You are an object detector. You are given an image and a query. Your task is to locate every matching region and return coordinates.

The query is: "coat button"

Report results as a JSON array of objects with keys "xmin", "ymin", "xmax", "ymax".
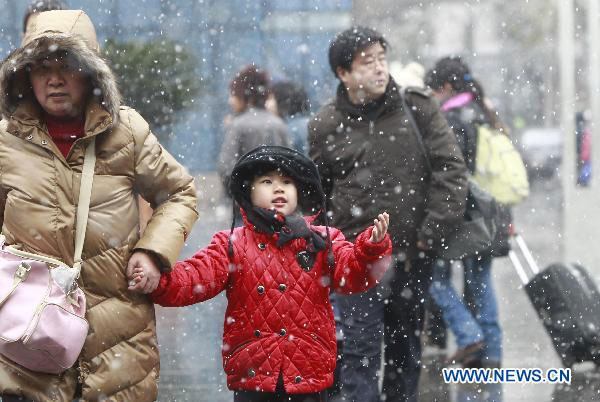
[
  {"xmin": 41, "ymin": 140, "xmax": 48, "ymax": 145},
  {"xmin": 279, "ymin": 328, "xmax": 286, "ymax": 336},
  {"xmin": 248, "ymin": 368, "xmax": 256, "ymax": 378},
  {"xmin": 258, "ymin": 243, "xmax": 266, "ymax": 250},
  {"xmin": 295, "ymin": 375, "xmax": 302, "ymax": 383},
  {"xmin": 279, "ymin": 284, "xmax": 286, "ymax": 292},
  {"xmin": 254, "ymin": 330, "xmax": 261, "ymax": 337},
  {"xmin": 257, "ymin": 285, "xmax": 265, "ymax": 294},
  {"xmin": 26, "ymin": 134, "xmax": 33, "ymax": 140}
]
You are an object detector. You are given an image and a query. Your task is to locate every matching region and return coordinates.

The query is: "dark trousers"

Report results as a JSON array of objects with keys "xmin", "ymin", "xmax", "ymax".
[
  {"xmin": 338, "ymin": 256, "xmax": 434, "ymax": 402},
  {"xmin": 233, "ymin": 375, "xmax": 328, "ymax": 402},
  {"xmin": 425, "ymin": 294, "xmax": 448, "ymax": 349}
]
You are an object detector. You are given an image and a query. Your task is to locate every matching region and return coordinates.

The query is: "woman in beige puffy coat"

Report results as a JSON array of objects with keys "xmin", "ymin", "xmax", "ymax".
[{"xmin": 0, "ymin": 10, "xmax": 198, "ymax": 401}]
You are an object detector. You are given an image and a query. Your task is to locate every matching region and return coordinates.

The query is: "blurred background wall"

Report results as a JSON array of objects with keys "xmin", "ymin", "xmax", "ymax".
[{"xmin": 0, "ymin": 0, "xmax": 586, "ymax": 174}]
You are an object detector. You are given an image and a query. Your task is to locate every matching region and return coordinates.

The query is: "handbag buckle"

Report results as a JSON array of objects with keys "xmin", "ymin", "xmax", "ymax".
[{"xmin": 15, "ymin": 262, "xmax": 31, "ymax": 280}]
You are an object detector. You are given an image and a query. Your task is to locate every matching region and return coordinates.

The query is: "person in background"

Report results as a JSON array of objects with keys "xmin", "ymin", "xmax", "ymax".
[
  {"xmin": 425, "ymin": 56, "xmax": 504, "ymax": 369},
  {"xmin": 270, "ymin": 81, "xmax": 311, "ymax": 155},
  {"xmin": 309, "ymin": 27, "xmax": 468, "ymax": 402},
  {"xmin": 217, "ymin": 65, "xmax": 291, "ymax": 191}
]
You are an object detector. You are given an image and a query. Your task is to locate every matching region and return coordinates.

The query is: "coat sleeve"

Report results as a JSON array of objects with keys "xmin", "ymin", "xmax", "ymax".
[
  {"xmin": 127, "ymin": 109, "xmax": 199, "ymax": 271},
  {"xmin": 329, "ymin": 227, "xmax": 392, "ymax": 295},
  {"xmin": 217, "ymin": 122, "xmax": 241, "ymax": 190},
  {"xmin": 408, "ymin": 93, "xmax": 469, "ymax": 248},
  {"xmin": 150, "ymin": 231, "xmax": 231, "ymax": 306}
]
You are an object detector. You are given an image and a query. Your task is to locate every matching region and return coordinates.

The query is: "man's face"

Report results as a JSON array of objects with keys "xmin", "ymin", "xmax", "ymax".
[
  {"xmin": 250, "ymin": 170, "xmax": 298, "ymax": 216},
  {"xmin": 337, "ymin": 42, "xmax": 389, "ymax": 104},
  {"xmin": 29, "ymin": 55, "xmax": 89, "ymax": 120}
]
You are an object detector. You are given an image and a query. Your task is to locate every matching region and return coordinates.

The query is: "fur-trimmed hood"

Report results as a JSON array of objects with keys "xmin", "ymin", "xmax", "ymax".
[{"xmin": 0, "ymin": 10, "xmax": 121, "ymax": 127}]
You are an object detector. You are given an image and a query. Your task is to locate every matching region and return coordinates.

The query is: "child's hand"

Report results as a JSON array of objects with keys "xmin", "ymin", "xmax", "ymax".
[
  {"xmin": 369, "ymin": 212, "xmax": 389, "ymax": 243},
  {"xmin": 127, "ymin": 251, "xmax": 161, "ymax": 294}
]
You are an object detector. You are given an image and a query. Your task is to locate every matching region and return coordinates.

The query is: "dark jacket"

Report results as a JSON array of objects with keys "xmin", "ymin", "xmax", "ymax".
[
  {"xmin": 441, "ymin": 93, "xmax": 488, "ymax": 173},
  {"xmin": 308, "ymin": 79, "xmax": 468, "ymax": 259},
  {"xmin": 151, "ymin": 213, "xmax": 392, "ymax": 393}
]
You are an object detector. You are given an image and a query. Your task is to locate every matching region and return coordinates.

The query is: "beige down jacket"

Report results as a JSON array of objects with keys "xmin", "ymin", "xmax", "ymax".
[{"xmin": 0, "ymin": 10, "xmax": 198, "ymax": 401}]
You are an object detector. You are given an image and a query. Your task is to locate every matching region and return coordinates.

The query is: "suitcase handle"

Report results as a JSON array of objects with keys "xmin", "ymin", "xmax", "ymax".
[{"xmin": 508, "ymin": 233, "xmax": 541, "ymax": 285}]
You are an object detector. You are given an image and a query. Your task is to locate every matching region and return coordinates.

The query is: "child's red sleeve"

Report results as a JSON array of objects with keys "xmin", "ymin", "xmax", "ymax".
[
  {"xmin": 330, "ymin": 226, "xmax": 392, "ymax": 295},
  {"xmin": 150, "ymin": 230, "xmax": 232, "ymax": 306}
]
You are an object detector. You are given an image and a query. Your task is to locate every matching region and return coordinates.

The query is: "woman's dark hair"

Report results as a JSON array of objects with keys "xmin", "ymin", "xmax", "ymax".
[
  {"xmin": 328, "ymin": 26, "xmax": 388, "ymax": 78},
  {"xmin": 425, "ymin": 56, "xmax": 471, "ymax": 92},
  {"xmin": 229, "ymin": 65, "xmax": 270, "ymax": 109},
  {"xmin": 23, "ymin": 0, "xmax": 67, "ymax": 33},
  {"xmin": 426, "ymin": 56, "xmax": 506, "ymax": 132},
  {"xmin": 271, "ymin": 81, "xmax": 310, "ymax": 119}
]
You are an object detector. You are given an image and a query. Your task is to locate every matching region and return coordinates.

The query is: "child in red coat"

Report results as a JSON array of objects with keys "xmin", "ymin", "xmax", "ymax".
[{"xmin": 129, "ymin": 145, "xmax": 392, "ymax": 401}]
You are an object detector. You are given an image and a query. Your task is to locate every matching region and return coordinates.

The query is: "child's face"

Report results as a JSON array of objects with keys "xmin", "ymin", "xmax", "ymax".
[{"xmin": 250, "ymin": 170, "xmax": 298, "ymax": 216}]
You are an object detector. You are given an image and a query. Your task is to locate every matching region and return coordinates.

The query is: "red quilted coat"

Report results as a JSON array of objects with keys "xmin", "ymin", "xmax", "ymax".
[{"xmin": 151, "ymin": 215, "xmax": 392, "ymax": 393}]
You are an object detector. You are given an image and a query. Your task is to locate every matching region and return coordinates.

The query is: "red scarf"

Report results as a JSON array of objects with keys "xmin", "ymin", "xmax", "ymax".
[{"xmin": 44, "ymin": 114, "xmax": 85, "ymax": 158}]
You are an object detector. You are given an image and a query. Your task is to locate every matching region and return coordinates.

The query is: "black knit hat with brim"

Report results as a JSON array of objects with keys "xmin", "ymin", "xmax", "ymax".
[
  {"xmin": 229, "ymin": 145, "xmax": 325, "ymax": 214},
  {"xmin": 227, "ymin": 145, "xmax": 334, "ymax": 269}
]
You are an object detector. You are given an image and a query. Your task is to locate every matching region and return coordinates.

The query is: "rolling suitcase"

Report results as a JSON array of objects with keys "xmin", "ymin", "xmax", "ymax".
[{"xmin": 509, "ymin": 234, "xmax": 600, "ymax": 367}]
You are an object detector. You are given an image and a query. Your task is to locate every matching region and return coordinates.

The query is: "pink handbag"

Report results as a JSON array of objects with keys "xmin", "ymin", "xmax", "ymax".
[{"xmin": 0, "ymin": 139, "xmax": 96, "ymax": 374}]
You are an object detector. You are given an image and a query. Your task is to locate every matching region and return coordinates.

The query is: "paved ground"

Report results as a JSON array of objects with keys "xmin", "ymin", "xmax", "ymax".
[{"xmin": 156, "ymin": 174, "xmax": 600, "ymax": 401}]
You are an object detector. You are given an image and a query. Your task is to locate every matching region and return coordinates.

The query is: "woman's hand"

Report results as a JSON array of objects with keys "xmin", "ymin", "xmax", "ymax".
[
  {"xmin": 127, "ymin": 251, "xmax": 161, "ymax": 294},
  {"xmin": 369, "ymin": 212, "xmax": 390, "ymax": 243}
]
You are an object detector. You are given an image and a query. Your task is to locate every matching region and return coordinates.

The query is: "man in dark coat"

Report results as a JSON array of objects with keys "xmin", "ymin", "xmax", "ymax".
[{"xmin": 308, "ymin": 27, "xmax": 468, "ymax": 402}]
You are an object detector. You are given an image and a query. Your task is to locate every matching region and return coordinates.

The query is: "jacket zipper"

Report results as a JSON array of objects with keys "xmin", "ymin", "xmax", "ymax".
[{"xmin": 369, "ymin": 120, "xmax": 374, "ymax": 136}]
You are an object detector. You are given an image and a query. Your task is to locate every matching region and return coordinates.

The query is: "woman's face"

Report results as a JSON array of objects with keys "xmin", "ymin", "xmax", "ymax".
[{"xmin": 29, "ymin": 55, "xmax": 90, "ymax": 120}]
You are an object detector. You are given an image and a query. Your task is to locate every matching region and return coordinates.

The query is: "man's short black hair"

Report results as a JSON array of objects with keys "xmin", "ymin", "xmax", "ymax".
[
  {"xmin": 23, "ymin": 0, "xmax": 67, "ymax": 33},
  {"xmin": 328, "ymin": 26, "xmax": 388, "ymax": 78}
]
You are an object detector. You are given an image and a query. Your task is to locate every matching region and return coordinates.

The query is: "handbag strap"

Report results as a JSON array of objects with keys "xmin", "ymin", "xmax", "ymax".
[
  {"xmin": 0, "ymin": 139, "xmax": 95, "ymax": 306},
  {"xmin": 1, "ymin": 138, "xmax": 96, "ymax": 274},
  {"xmin": 2, "ymin": 244, "xmax": 65, "ymax": 267},
  {"xmin": 400, "ymin": 88, "xmax": 433, "ymax": 173},
  {"xmin": 0, "ymin": 262, "xmax": 32, "ymax": 308},
  {"xmin": 73, "ymin": 138, "xmax": 96, "ymax": 275}
]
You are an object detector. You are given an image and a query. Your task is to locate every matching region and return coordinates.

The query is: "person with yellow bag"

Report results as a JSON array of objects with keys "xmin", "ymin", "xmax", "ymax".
[{"xmin": 425, "ymin": 56, "xmax": 528, "ymax": 369}]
